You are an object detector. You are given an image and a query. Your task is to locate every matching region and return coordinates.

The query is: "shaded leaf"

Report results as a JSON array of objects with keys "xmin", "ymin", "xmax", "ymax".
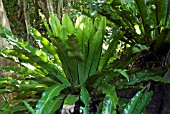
[
  {"xmin": 122, "ymin": 87, "xmax": 146, "ymax": 114},
  {"xmin": 132, "ymin": 91, "xmax": 153, "ymax": 114},
  {"xmin": 47, "ymin": 95, "xmax": 65, "ymax": 114},
  {"xmin": 39, "ymin": 11, "xmax": 52, "ymax": 36},
  {"xmin": 64, "ymin": 94, "xmax": 79, "ymax": 105},
  {"xmin": 99, "ymin": 84, "xmax": 118, "ymax": 114},
  {"xmin": 101, "ymin": 97, "xmax": 114, "ymax": 114},
  {"xmin": 80, "ymin": 86, "xmax": 90, "ymax": 114},
  {"xmin": 114, "ymin": 69, "xmax": 129, "ymax": 82},
  {"xmin": 23, "ymin": 101, "xmax": 35, "ymax": 114}
]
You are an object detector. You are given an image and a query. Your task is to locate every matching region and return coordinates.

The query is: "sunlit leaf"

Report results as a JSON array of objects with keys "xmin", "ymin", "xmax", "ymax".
[
  {"xmin": 35, "ymin": 83, "xmax": 69, "ymax": 114},
  {"xmin": 62, "ymin": 14, "xmax": 74, "ymax": 34}
]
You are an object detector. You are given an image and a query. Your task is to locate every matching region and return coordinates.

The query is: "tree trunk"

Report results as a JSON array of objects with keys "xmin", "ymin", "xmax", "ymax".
[
  {"xmin": 0, "ymin": 0, "xmax": 12, "ymax": 74},
  {"xmin": 161, "ymin": 50, "xmax": 170, "ymax": 114},
  {"xmin": 46, "ymin": 0, "xmax": 54, "ymax": 13},
  {"xmin": 23, "ymin": 0, "xmax": 30, "ymax": 41},
  {"xmin": 147, "ymin": 50, "xmax": 170, "ymax": 114},
  {"xmin": 0, "ymin": 0, "xmax": 12, "ymax": 104},
  {"xmin": 0, "ymin": 0, "xmax": 11, "ymax": 53}
]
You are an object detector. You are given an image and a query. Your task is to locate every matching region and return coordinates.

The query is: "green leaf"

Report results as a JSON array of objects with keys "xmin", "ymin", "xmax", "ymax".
[
  {"xmin": 135, "ymin": 44, "xmax": 149, "ymax": 51},
  {"xmin": 0, "ymin": 48, "xmax": 41, "ymax": 69},
  {"xmin": 106, "ymin": 47, "xmax": 138, "ymax": 70},
  {"xmin": 99, "ymin": 84, "xmax": 118, "ymax": 114},
  {"xmin": 80, "ymin": 86, "xmax": 90, "ymax": 114},
  {"xmin": 35, "ymin": 83, "xmax": 69, "ymax": 114},
  {"xmin": 0, "ymin": 99, "xmax": 38, "ymax": 113},
  {"xmin": 87, "ymin": 17, "xmax": 106, "ymax": 75},
  {"xmin": 67, "ymin": 35, "xmax": 85, "ymax": 85},
  {"xmin": 64, "ymin": 94, "xmax": 79, "ymax": 105},
  {"xmin": 9, "ymin": 80, "xmax": 48, "ymax": 92},
  {"xmin": 75, "ymin": 16, "xmax": 96, "ymax": 81},
  {"xmin": 0, "ymin": 24, "xmax": 20, "ymax": 42},
  {"xmin": 59, "ymin": 26, "xmax": 68, "ymax": 43},
  {"xmin": 49, "ymin": 13, "xmax": 62, "ymax": 37},
  {"xmin": 96, "ymin": 102, "xmax": 103, "ymax": 114},
  {"xmin": 3, "ymin": 41, "xmax": 69, "ymax": 85},
  {"xmin": 116, "ymin": 10, "xmax": 134, "ymax": 28},
  {"xmin": 98, "ymin": 17, "xmax": 106, "ymax": 36},
  {"xmin": 154, "ymin": 28, "xmax": 170, "ymax": 52},
  {"xmin": 114, "ymin": 69, "xmax": 129, "ymax": 82},
  {"xmin": 132, "ymin": 91, "xmax": 153, "ymax": 114},
  {"xmin": 134, "ymin": 0, "xmax": 150, "ymax": 32},
  {"xmin": 47, "ymin": 95, "xmax": 65, "ymax": 114},
  {"xmin": 132, "ymin": 47, "xmax": 141, "ymax": 53},
  {"xmin": 99, "ymin": 32, "xmax": 123, "ymax": 70},
  {"xmin": 51, "ymin": 37, "xmax": 72, "ymax": 84},
  {"xmin": 165, "ymin": 0, "xmax": 170, "ymax": 26},
  {"xmin": 94, "ymin": 17, "xmax": 101, "ymax": 29},
  {"xmin": 39, "ymin": 11, "xmax": 52, "ymax": 36},
  {"xmin": 7, "ymin": 106, "xmax": 27, "ymax": 113},
  {"xmin": 62, "ymin": 14, "xmax": 74, "ymax": 34},
  {"xmin": 116, "ymin": 71, "xmax": 170, "ymax": 87},
  {"xmin": 117, "ymin": 98, "xmax": 128, "ymax": 113},
  {"xmin": 122, "ymin": 87, "xmax": 146, "ymax": 114},
  {"xmin": 76, "ymin": 16, "xmax": 95, "ymax": 57},
  {"xmin": 0, "ymin": 99, "xmax": 37, "ymax": 114},
  {"xmin": 30, "ymin": 28, "xmax": 61, "ymax": 64},
  {"xmin": 84, "ymin": 0, "xmax": 94, "ymax": 3},
  {"xmin": 2, "ymin": 66, "xmax": 36, "ymax": 75},
  {"xmin": 156, "ymin": 0, "xmax": 166, "ymax": 25},
  {"xmin": 0, "ymin": 103, "xmax": 9, "ymax": 110},
  {"xmin": 101, "ymin": 97, "xmax": 114, "ymax": 114},
  {"xmin": 23, "ymin": 101, "xmax": 35, "ymax": 114},
  {"xmin": 0, "ymin": 28, "xmax": 52, "ymax": 66},
  {"xmin": 85, "ymin": 28, "xmax": 103, "ymax": 77},
  {"xmin": 0, "ymin": 89, "xmax": 10, "ymax": 94}
]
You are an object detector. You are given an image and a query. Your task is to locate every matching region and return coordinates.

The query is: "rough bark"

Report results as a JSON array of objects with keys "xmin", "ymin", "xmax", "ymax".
[
  {"xmin": 147, "ymin": 82, "xmax": 165, "ymax": 114},
  {"xmin": 57, "ymin": 0, "xmax": 63, "ymax": 20},
  {"xmin": 0, "ymin": 0, "xmax": 12, "ymax": 74},
  {"xmin": 23, "ymin": 0, "xmax": 30, "ymax": 41},
  {"xmin": 66, "ymin": 0, "xmax": 71, "ymax": 15},
  {"xmin": 46, "ymin": 0, "xmax": 54, "ymax": 13},
  {"xmin": 0, "ymin": 0, "xmax": 11, "ymax": 52},
  {"xmin": 147, "ymin": 50, "xmax": 170, "ymax": 114},
  {"xmin": 0, "ymin": 0, "xmax": 12, "ymax": 104},
  {"xmin": 161, "ymin": 50, "xmax": 170, "ymax": 114},
  {"xmin": 37, "ymin": 0, "xmax": 49, "ymax": 18}
]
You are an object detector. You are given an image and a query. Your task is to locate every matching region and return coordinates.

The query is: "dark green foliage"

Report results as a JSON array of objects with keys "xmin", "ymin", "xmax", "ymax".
[
  {"xmin": 0, "ymin": 0, "xmax": 170, "ymax": 112},
  {"xmin": 122, "ymin": 87, "xmax": 153, "ymax": 114}
]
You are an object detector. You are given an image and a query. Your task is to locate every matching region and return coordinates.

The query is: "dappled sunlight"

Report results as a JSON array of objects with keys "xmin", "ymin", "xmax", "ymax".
[
  {"xmin": 0, "ymin": 0, "xmax": 170, "ymax": 113},
  {"xmin": 21, "ymin": 63, "xmax": 36, "ymax": 70},
  {"xmin": 134, "ymin": 24, "xmax": 141, "ymax": 35}
]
